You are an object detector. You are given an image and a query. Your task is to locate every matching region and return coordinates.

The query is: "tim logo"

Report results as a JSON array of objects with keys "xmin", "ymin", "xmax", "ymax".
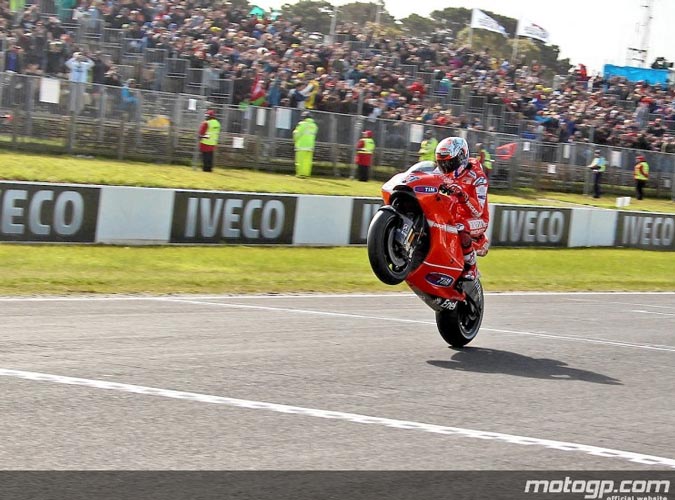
[
  {"xmin": 425, "ymin": 273, "xmax": 455, "ymax": 287},
  {"xmin": 414, "ymin": 186, "xmax": 438, "ymax": 194}
]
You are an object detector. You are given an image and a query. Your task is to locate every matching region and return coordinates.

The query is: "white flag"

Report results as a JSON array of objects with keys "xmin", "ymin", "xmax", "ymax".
[
  {"xmin": 517, "ymin": 19, "xmax": 550, "ymax": 43},
  {"xmin": 470, "ymin": 8, "xmax": 508, "ymax": 37}
]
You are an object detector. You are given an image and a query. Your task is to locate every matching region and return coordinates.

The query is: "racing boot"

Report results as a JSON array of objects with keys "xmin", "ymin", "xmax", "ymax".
[{"xmin": 461, "ymin": 248, "xmax": 478, "ymax": 281}]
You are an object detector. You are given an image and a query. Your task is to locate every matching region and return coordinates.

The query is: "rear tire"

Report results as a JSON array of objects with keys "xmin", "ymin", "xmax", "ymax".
[
  {"xmin": 436, "ymin": 279, "xmax": 484, "ymax": 347},
  {"xmin": 367, "ymin": 209, "xmax": 413, "ymax": 285}
]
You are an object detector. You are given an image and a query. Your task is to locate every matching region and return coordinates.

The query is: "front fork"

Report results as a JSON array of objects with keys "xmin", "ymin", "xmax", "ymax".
[{"xmin": 393, "ymin": 212, "xmax": 424, "ymax": 262}]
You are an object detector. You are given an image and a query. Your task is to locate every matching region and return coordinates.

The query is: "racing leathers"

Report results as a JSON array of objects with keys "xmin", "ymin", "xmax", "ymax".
[{"xmin": 439, "ymin": 157, "xmax": 489, "ymax": 280}]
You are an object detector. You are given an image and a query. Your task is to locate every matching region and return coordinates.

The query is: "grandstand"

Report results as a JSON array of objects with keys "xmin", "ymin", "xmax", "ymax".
[{"xmin": 0, "ymin": 0, "xmax": 673, "ymax": 197}]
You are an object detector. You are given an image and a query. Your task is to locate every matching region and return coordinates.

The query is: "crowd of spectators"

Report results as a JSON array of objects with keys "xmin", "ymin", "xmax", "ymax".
[{"xmin": 1, "ymin": 0, "xmax": 674, "ymax": 153}]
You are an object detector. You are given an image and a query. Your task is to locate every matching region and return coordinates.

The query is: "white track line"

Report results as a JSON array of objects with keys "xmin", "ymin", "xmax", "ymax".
[
  {"xmin": 565, "ymin": 298, "xmax": 675, "ymax": 311},
  {"xmin": 1, "ymin": 368, "xmax": 674, "ymax": 470},
  {"xmin": 0, "ymin": 294, "xmax": 672, "ymax": 351},
  {"xmin": 631, "ymin": 310, "xmax": 675, "ymax": 317},
  {"xmin": 157, "ymin": 298, "xmax": 675, "ymax": 353}
]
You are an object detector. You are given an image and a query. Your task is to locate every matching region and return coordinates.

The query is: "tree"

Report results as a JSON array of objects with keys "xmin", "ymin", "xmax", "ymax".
[
  {"xmin": 339, "ymin": 2, "xmax": 396, "ymax": 27},
  {"xmin": 399, "ymin": 14, "xmax": 435, "ymax": 37},
  {"xmin": 280, "ymin": 0, "xmax": 333, "ymax": 33},
  {"xmin": 454, "ymin": 26, "xmax": 512, "ymax": 60},
  {"xmin": 538, "ymin": 44, "xmax": 572, "ymax": 75},
  {"xmin": 429, "ymin": 7, "xmax": 470, "ymax": 33}
]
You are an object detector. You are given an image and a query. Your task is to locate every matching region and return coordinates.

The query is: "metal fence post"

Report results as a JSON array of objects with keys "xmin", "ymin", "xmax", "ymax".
[
  {"xmin": 26, "ymin": 78, "xmax": 34, "ymax": 138},
  {"xmin": 98, "ymin": 88, "xmax": 106, "ymax": 143},
  {"xmin": 268, "ymin": 107, "xmax": 277, "ymax": 165},
  {"xmin": 350, "ymin": 116, "xmax": 364, "ymax": 179},
  {"xmin": 329, "ymin": 113, "xmax": 338, "ymax": 176},
  {"xmin": 67, "ymin": 112, "xmax": 76, "ymax": 154},
  {"xmin": 11, "ymin": 103, "xmax": 18, "ymax": 149},
  {"xmin": 254, "ymin": 123, "xmax": 261, "ymax": 169},
  {"xmin": 402, "ymin": 122, "xmax": 410, "ymax": 168},
  {"xmin": 134, "ymin": 91, "xmax": 142, "ymax": 150},
  {"xmin": 117, "ymin": 116, "xmax": 125, "ymax": 160}
]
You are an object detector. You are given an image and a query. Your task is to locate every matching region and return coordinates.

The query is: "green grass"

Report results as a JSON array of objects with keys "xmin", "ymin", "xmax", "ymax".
[
  {"xmin": 0, "ymin": 150, "xmax": 673, "ymax": 296},
  {"xmin": 0, "ymin": 150, "xmax": 673, "ymax": 212},
  {"xmin": 0, "ymin": 245, "xmax": 673, "ymax": 296}
]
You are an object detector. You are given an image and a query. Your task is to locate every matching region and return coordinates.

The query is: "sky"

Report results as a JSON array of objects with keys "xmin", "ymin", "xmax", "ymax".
[{"xmin": 259, "ymin": 0, "xmax": 675, "ymax": 74}]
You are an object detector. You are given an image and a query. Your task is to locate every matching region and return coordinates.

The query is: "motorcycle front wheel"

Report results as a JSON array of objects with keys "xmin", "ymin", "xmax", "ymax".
[
  {"xmin": 367, "ymin": 209, "xmax": 414, "ymax": 285},
  {"xmin": 435, "ymin": 279, "xmax": 484, "ymax": 347}
]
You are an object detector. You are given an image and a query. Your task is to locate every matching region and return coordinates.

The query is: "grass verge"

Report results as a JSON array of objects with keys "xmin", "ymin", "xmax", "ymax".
[
  {"xmin": 0, "ymin": 150, "xmax": 673, "ymax": 212},
  {"xmin": 0, "ymin": 245, "xmax": 673, "ymax": 296}
]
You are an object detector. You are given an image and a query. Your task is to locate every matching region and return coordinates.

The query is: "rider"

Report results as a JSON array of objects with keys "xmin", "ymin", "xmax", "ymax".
[{"xmin": 435, "ymin": 137, "xmax": 489, "ymax": 281}]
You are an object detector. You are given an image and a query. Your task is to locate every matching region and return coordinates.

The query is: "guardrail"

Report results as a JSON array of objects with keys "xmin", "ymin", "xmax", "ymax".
[{"xmin": 1, "ymin": 181, "xmax": 673, "ymax": 250}]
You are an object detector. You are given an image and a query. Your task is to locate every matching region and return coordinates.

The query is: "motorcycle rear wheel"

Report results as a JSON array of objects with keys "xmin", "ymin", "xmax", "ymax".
[
  {"xmin": 435, "ymin": 279, "xmax": 484, "ymax": 347},
  {"xmin": 367, "ymin": 209, "xmax": 413, "ymax": 285}
]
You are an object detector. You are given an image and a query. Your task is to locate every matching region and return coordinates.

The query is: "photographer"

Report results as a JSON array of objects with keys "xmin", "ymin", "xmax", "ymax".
[{"xmin": 66, "ymin": 52, "xmax": 94, "ymax": 114}]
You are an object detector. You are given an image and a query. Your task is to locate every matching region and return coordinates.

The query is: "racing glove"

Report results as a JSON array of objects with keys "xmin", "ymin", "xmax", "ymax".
[{"xmin": 439, "ymin": 183, "xmax": 469, "ymax": 203}]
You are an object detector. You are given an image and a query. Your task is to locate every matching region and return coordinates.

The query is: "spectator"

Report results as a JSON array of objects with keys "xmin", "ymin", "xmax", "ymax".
[
  {"xmin": 103, "ymin": 67, "xmax": 122, "ymax": 87},
  {"xmin": 66, "ymin": 52, "xmax": 94, "ymax": 84},
  {"xmin": 4, "ymin": 45, "xmax": 23, "ymax": 73},
  {"xmin": 66, "ymin": 52, "xmax": 94, "ymax": 114},
  {"xmin": 1, "ymin": 0, "xmax": 673, "ymax": 156},
  {"xmin": 91, "ymin": 52, "xmax": 109, "ymax": 85},
  {"xmin": 45, "ymin": 41, "xmax": 66, "ymax": 76},
  {"xmin": 289, "ymin": 82, "xmax": 307, "ymax": 109},
  {"xmin": 121, "ymin": 78, "xmax": 139, "ymax": 118},
  {"xmin": 634, "ymin": 101, "xmax": 649, "ymax": 129}
]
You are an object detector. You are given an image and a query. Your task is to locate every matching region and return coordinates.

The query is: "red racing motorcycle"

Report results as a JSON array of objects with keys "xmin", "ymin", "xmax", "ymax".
[{"xmin": 367, "ymin": 161, "xmax": 485, "ymax": 347}]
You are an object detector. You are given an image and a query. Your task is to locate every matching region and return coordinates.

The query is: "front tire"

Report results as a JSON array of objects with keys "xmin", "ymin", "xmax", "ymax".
[
  {"xmin": 436, "ymin": 279, "xmax": 484, "ymax": 347},
  {"xmin": 367, "ymin": 209, "xmax": 413, "ymax": 285}
]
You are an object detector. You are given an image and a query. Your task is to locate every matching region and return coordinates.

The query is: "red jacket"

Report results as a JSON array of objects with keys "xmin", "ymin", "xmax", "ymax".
[{"xmin": 444, "ymin": 158, "xmax": 489, "ymax": 234}]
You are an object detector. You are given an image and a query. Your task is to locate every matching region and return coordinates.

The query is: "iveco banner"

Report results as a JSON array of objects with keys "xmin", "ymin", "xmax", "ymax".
[
  {"xmin": 615, "ymin": 212, "xmax": 675, "ymax": 250},
  {"xmin": 491, "ymin": 206, "xmax": 571, "ymax": 247},
  {"xmin": 171, "ymin": 191, "xmax": 297, "ymax": 244},
  {"xmin": 0, "ymin": 182, "xmax": 100, "ymax": 242},
  {"xmin": 350, "ymin": 198, "xmax": 381, "ymax": 244}
]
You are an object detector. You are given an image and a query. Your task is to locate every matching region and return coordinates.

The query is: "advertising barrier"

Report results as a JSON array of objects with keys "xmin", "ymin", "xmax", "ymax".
[
  {"xmin": 1, "ymin": 181, "xmax": 673, "ymax": 251},
  {"xmin": 490, "ymin": 206, "xmax": 571, "ymax": 247},
  {"xmin": 0, "ymin": 182, "xmax": 99, "ymax": 243},
  {"xmin": 170, "ymin": 190, "xmax": 297, "ymax": 245},
  {"xmin": 615, "ymin": 212, "xmax": 675, "ymax": 250},
  {"xmin": 350, "ymin": 198, "xmax": 383, "ymax": 245}
]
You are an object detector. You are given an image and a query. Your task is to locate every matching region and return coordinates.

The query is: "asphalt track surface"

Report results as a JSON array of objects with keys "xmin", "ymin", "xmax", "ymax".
[{"xmin": 1, "ymin": 292, "xmax": 674, "ymax": 471}]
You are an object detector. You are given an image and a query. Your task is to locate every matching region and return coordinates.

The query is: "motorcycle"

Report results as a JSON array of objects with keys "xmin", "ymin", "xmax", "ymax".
[{"xmin": 367, "ymin": 161, "xmax": 485, "ymax": 347}]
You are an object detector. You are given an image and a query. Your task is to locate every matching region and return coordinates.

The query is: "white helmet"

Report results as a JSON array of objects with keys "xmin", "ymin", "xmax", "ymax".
[{"xmin": 435, "ymin": 137, "xmax": 469, "ymax": 174}]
